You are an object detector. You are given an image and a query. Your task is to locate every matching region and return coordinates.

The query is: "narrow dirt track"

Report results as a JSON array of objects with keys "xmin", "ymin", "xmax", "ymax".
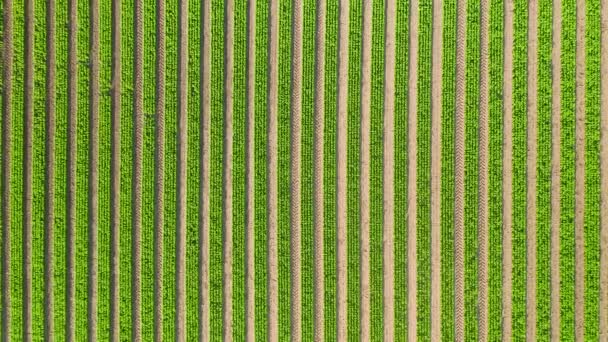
[
  {"xmin": 132, "ymin": 0, "xmax": 144, "ymax": 337},
  {"xmin": 267, "ymin": 0, "xmax": 279, "ymax": 339},
  {"xmin": 574, "ymin": 0, "xmax": 586, "ymax": 338},
  {"xmin": 478, "ymin": 0, "xmax": 490, "ymax": 339},
  {"xmin": 110, "ymin": 0, "xmax": 122, "ymax": 338},
  {"xmin": 526, "ymin": 0, "xmax": 538, "ymax": 340},
  {"xmin": 551, "ymin": 0, "xmax": 562, "ymax": 339},
  {"xmin": 382, "ymin": 0, "xmax": 396, "ymax": 338},
  {"xmin": 0, "ymin": 0, "xmax": 13, "ymax": 337},
  {"xmin": 87, "ymin": 0, "xmax": 100, "ymax": 338},
  {"xmin": 336, "ymin": 0, "xmax": 349, "ymax": 339},
  {"xmin": 312, "ymin": 0, "xmax": 326, "ymax": 339},
  {"xmin": 454, "ymin": 0, "xmax": 466, "ymax": 338},
  {"xmin": 43, "ymin": 0, "xmax": 57, "ymax": 339},
  {"xmin": 430, "ymin": 0, "xmax": 442, "ymax": 339},
  {"xmin": 502, "ymin": 0, "xmax": 515, "ymax": 339},
  {"xmin": 65, "ymin": 0, "xmax": 78, "ymax": 339},
  {"xmin": 222, "ymin": 0, "xmax": 235, "ymax": 339},
  {"xmin": 407, "ymin": 0, "xmax": 419, "ymax": 339},
  {"xmin": 244, "ymin": 0, "xmax": 255, "ymax": 340},
  {"xmin": 600, "ymin": 0, "xmax": 608, "ymax": 339},
  {"xmin": 289, "ymin": 0, "xmax": 303, "ymax": 339},
  {"xmin": 153, "ymin": 0, "xmax": 165, "ymax": 338},
  {"xmin": 198, "ymin": 0, "xmax": 211, "ymax": 339},
  {"xmin": 175, "ymin": 0, "xmax": 188, "ymax": 339},
  {"xmin": 22, "ymin": 0, "xmax": 34, "ymax": 338},
  {"xmin": 359, "ymin": 0, "xmax": 372, "ymax": 339}
]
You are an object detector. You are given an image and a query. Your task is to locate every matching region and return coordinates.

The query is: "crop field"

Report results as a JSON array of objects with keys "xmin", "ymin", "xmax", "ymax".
[{"xmin": 1, "ymin": 0, "xmax": 608, "ymax": 340}]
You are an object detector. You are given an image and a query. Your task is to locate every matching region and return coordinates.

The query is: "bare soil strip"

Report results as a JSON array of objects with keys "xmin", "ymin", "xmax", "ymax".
[
  {"xmin": 336, "ymin": 1, "xmax": 349, "ymax": 339},
  {"xmin": 550, "ymin": 0, "xmax": 562, "ymax": 339},
  {"xmin": 312, "ymin": 0, "xmax": 326, "ymax": 339},
  {"xmin": 198, "ymin": 0, "xmax": 210, "ymax": 339},
  {"xmin": 383, "ymin": 0, "xmax": 396, "ymax": 338},
  {"xmin": 44, "ymin": 0, "xmax": 57, "ymax": 338},
  {"xmin": 0, "ymin": 0, "xmax": 13, "ymax": 337},
  {"xmin": 290, "ymin": 0, "xmax": 303, "ymax": 339},
  {"xmin": 222, "ymin": 0, "xmax": 234, "ymax": 338},
  {"xmin": 154, "ymin": 0, "xmax": 166, "ymax": 336},
  {"xmin": 175, "ymin": 0, "xmax": 188, "ymax": 339},
  {"xmin": 526, "ymin": 0, "xmax": 538, "ymax": 340},
  {"xmin": 359, "ymin": 0, "xmax": 372, "ymax": 339},
  {"xmin": 430, "ymin": 0, "xmax": 443, "ymax": 339},
  {"xmin": 600, "ymin": 0, "xmax": 608, "ymax": 338},
  {"xmin": 110, "ymin": 0, "xmax": 122, "ymax": 338},
  {"xmin": 502, "ymin": 0, "xmax": 514, "ymax": 339},
  {"xmin": 87, "ymin": 0, "xmax": 100, "ymax": 338},
  {"xmin": 454, "ymin": 0, "xmax": 466, "ymax": 339},
  {"xmin": 23, "ymin": 0, "xmax": 34, "ymax": 338},
  {"xmin": 244, "ymin": 0, "xmax": 255, "ymax": 340},
  {"xmin": 407, "ymin": 0, "xmax": 419, "ymax": 339},
  {"xmin": 66, "ymin": 0, "xmax": 78, "ymax": 339},
  {"xmin": 478, "ymin": 0, "xmax": 490, "ymax": 339},
  {"xmin": 574, "ymin": 0, "xmax": 586, "ymax": 339},
  {"xmin": 132, "ymin": 0, "xmax": 144, "ymax": 337},
  {"xmin": 154, "ymin": 0, "xmax": 165, "ymax": 339},
  {"xmin": 267, "ymin": 0, "xmax": 279, "ymax": 339},
  {"xmin": 152, "ymin": 0, "xmax": 165, "ymax": 337}
]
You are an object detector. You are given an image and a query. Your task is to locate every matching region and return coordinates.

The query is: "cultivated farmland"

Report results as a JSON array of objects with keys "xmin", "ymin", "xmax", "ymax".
[{"xmin": 1, "ymin": 0, "xmax": 608, "ymax": 340}]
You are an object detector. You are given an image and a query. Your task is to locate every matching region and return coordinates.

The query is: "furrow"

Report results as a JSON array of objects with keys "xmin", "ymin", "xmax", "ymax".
[
  {"xmin": 109, "ymin": 0, "xmax": 121, "ymax": 338},
  {"xmin": 312, "ymin": 0, "xmax": 326, "ymax": 339},
  {"xmin": 267, "ymin": 0, "xmax": 279, "ymax": 339},
  {"xmin": 502, "ymin": 0, "xmax": 514, "ymax": 339},
  {"xmin": 407, "ymin": 0, "xmax": 419, "ymax": 339},
  {"xmin": 527, "ymin": 0, "xmax": 538, "ymax": 340},
  {"xmin": 222, "ymin": 0, "xmax": 234, "ymax": 338},
  {"xmin": 430, "ymin": 0, "xmax": 442, "ymax": 339},
  {"xmin": 359, "ymin": 0, "xmax": 372, "ymax": 339},
  {"xmin": 574, "ymin": 0, "xmax": 586, "ymax": 338},
  {"xmin": 290, "ymin": 0, "xmax": 303, "ymax": 339},
  {"xmin": 44, "ymin": 0, "xmax": 57, "ymax": 338},
  {"xmin": 175, "ymin": 0, "xmax": 188, "ymax": 338},
  {"xmin": 382, "ymin": 0, "xmax": 396, "ymax": 339},
  {"xmin": 153, "ymin": 0, "xmax": 165, "ymax": 338},
  {"xmin": 336, "ymin": 0, "xmax": 348, "ymax": 339},
  {"xmin": 243, "ymin": 0, "xmax": 256, "ymax": 340},
  {"xmin": 550, "ymin": 0, "xmax": 562, "ymax": 338},
  {"xmin": 65, "ymin": 0, "xmax": 78, "ymax": 338},
  {"xmin": 0, "ymin": 0, "xmax": 13, "ymax": 337},
  {"xmin": 22, "ymin": 0, "xmax": 34, "ymax": 338},
  {"xmin": 478, "ymin": 0, "xmax": 490, "ymax": 339},
  {"xmin": 600, "ymin": 0, "xmax": 608, "ymax": 338},
  {"xmin": 454, "ymin": 0, "xmax": 466, "ymax": 338},
  {"xmin": 131, "ymin": 0, "xmax": 144, "ymax": 336},
  {"xmin": 198, "ymin": 0, "xmax": 209, "ymax": 339},
  {"xmin": 244, "ymin": 0, "xmax": 255, "ymax": 340},
  {"xmin": 87, "ymin": 0, "xmax": 100, "ymax": 337}
]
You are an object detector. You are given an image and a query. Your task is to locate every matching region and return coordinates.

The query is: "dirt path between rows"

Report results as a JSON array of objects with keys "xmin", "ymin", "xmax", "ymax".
[
  {"xmin": 243, "ymin": 0, "xmax": 255, "ymax": 340},
  {"xmin": 502, "ymin": 0, "xmax": 515, "ymax": 339},
  {"xmin": 478, "ymin": 0, "xmax": 490, "ymax": 339},
  {"xmin": 383, "ymin": 0, "xmax": 396, "ymax": 338},
  {"xmin": 359, "ymin": 0, "xmax": 372, "ymax": 339},
  {"xmin": 526, "ymin": 0, "xmax": 539, "ymax": 340},
  {"xmin": 550, "ymin": 0, "xmax": 562, "ymax": 339},
  {"xmin": 407, "ymin": 0, "xmax": 419, "ymax": 339},
  {"xmin": 430, "ymin": 0, "xmax": 443, "ymax": 340},
  {"xmin": 454, "ymin": 0, "xmax": 466, "ymax": 339},
  {"xmin": 600, "ymin": 0, "xmax": 608, "ymax": 339},
  {"xmin": 574, "ymin": 0, "xmax": 586, "ymax": 338}
]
